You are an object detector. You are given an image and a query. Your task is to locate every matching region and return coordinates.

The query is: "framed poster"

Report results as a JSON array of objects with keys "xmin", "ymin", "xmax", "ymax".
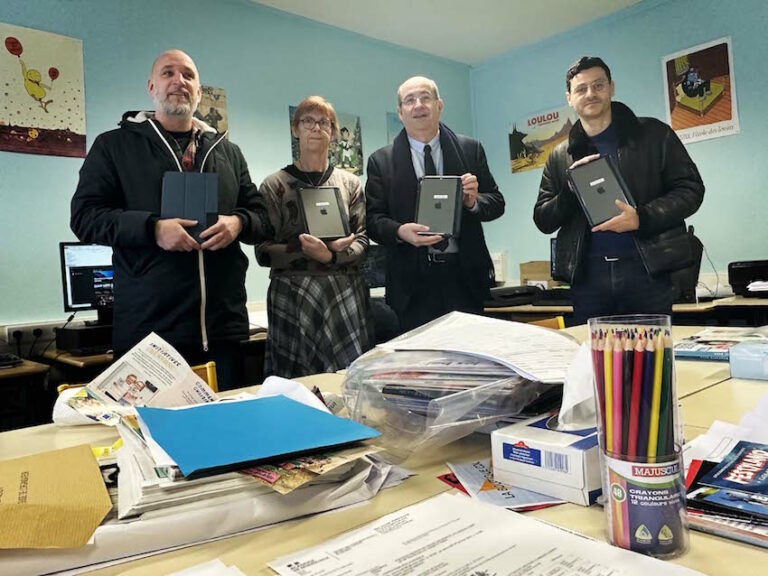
[
  {"xmin": 662, "ymin": 37, "xmax": 739, "ymax": 144},
  {"xmin": 194, "ymin": 85, "xmax": 227, "ymax": 135},
  {"xmin": 0, "ymin": 22, "xmax": 85, "ymax": 157},
  {"xmin": 509, "ymin": 105, "xmax": 576, "ymax": 173},
  {"xmin": 289, "ymin": 105, "xmax": 364, "ymax": 175}
]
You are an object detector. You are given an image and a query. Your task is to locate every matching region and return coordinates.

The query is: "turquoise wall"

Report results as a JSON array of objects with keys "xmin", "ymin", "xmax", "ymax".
[
  {"xmin": 472, "ymin": 0, "xmax": 768, "ymax": 283},
  {"xmin": 0, "ymin": 0, "xmax": 471, "ymax": 325}
]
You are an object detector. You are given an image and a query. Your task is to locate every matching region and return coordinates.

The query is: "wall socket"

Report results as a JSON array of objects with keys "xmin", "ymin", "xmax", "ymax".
[{"xmin": 2, "ymin": 321, "xmax": 64, "ymax": 346}]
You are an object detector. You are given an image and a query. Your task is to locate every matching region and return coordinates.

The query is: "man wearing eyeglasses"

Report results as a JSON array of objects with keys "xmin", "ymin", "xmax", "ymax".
[
  {"xmin": 534, "ymin": 56, "xmax": 705, "ymax": 323},
  {"xmin": 366, "ymin": 76, "xmax": 505, "ymax": 333}
]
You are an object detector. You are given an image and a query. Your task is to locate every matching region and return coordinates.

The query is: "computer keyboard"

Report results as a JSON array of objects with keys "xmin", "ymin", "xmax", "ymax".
[
  {"xmin": 532, "ymin": 288, "xmax": 572, "ymax": 306},
  {"xmin": 0, "ymin": 352, "xmax": 23, "ymax": 368}
]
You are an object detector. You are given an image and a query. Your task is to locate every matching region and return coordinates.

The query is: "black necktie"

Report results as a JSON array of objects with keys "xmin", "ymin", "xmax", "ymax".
[{"xmin": 423, "ymin": 144, "xmax": 437, "ymax": 176}]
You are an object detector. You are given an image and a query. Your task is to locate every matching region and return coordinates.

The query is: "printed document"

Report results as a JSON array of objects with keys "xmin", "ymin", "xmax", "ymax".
[
  {"xmin": 381, "ymin": 311, "xmax": 578, "ymax": 383},
  {"xmin": 269, "ymin": 492, "xmax": 704, "ymax": 576}
]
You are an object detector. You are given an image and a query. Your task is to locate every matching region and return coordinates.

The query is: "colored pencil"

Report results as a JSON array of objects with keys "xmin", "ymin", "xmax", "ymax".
[
  {"xmin": 612, "ymin": 335, "xmax": 623, "ymax": 455},
  {"xmin": 604, "ymin": 331, "xmax": 613, "ymax": 452},
  {"xmin": 638, "ymin": 333, "xmax": 655, "ymax": 458},
  {"xmin": 657, "ymin": 332, "xmax": 674, "ymax": 458},
  {"xmin": 627, "ymin": 335, "xmax": 645, "ymax": 458},
  {"xmin": 647, "ymin": 331, "xmax": 665, "ymax": 461},
  {"xmin": 594, "ymin": 331, "xmax": 606, "ymax": 445},
  {"xmin": 621, "ymin": 333, "xmax": 633, "ymax": 455}
]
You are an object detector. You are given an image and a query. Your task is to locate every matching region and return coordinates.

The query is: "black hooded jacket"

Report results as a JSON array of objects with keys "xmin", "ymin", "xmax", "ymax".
[
  {"xmin": 534, "ymin": 102, "xmax": 704, "ymax": 284},
  {"xmin": 71, "ymin": 111, "xmax": 270, "ymax": 354}
]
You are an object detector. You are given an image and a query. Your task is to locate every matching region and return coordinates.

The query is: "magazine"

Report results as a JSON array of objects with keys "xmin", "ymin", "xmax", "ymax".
[
  {"xmin": 674, "ymin": 326, "xmax": 768, "ymax": 361},
  {"xmin": 67, "ymin": 332, "xmax": 217, "ymax": 423}
]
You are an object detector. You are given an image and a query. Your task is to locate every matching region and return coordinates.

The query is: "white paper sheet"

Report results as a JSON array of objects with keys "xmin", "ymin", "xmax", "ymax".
[
  {"xmin": 269, "ymin": 492, "xmax": 703, "ymax": 575},
  {"xmin": 381, "ymin": 311, "xmax": 578, "ymax": 383},
  {"xmin": 447, "ymin": 459, "xmax": 562, "ymax": 510}
]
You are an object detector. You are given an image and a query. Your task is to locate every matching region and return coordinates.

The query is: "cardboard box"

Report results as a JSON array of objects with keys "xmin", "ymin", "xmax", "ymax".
[
  {"xmin": 519, "ymin": 260, "xmax": 560, "ymax": 289},
  {"xmin": 491, "ymin": 414, "xmax": 601, "ymax": 506}
]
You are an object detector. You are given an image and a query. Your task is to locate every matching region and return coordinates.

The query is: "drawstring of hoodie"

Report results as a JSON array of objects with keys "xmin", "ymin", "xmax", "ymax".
[{"xmin": 147, "ymin": 116, "xmax": 228, "ymax": 353}]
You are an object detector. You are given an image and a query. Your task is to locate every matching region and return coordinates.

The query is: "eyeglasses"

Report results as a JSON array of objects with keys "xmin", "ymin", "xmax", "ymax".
[
  {"xmin": 572, "ymin": 79, "xmax": 609, "ymax": 97},
  {"xmin": 299, "ymin": 116, "xmax": 332, "ymax": 131},
  {"xmin": 401, "ymin": 93, "xmax": 436, "ymax": 108}
]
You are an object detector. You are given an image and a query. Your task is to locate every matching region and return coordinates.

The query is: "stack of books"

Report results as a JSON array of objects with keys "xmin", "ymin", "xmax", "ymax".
[
  {"xmin": 673, "ymin": 326, "xmax": 768, "ymax": 361},
  {"xmin": 686, "ymin": 440, "xmax": 768, "ymax": 548}
]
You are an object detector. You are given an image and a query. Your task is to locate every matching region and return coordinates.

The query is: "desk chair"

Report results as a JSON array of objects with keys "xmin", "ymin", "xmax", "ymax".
[
  {"xmin": 191, "ymin": 361, "xmax": 218, "ymax": 393},
  {"xmin": 57, "ymin": 362, "xmax": 219, "ymax": 394},
  {"xmin": 57, "ymin": 383, "xmax": 85, "ymax": 395},
  {"xmin": 529, "ymin": 316, "xmax": 565, "ymax": 330}
]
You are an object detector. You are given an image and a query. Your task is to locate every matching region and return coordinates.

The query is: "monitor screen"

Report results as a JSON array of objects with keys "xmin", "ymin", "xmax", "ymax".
[{"xmin": 59, "ymin": 242, "xmax": 114, "ymax": 313}]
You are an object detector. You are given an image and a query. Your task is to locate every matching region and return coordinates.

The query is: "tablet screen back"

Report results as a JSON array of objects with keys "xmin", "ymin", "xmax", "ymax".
[
  {"xmin": 415, "ymin": 176, "xmax": 462, "ymax": 236},
  {"xmin": 297, "ymin": 187, "xmax": 350, "ymax": 240},
  {"xmin": 567, "ymin": 156, "xmax": 634, "ymax": 227}
]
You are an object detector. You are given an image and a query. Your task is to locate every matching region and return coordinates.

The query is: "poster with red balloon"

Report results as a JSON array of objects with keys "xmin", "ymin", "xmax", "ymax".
[{"xmin": 1, "ymin": 22, "xmax": 85, "ymax": 157}]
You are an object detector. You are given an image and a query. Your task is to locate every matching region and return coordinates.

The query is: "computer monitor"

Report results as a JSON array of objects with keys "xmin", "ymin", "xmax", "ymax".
[{"xmin": 59, "ymin": 242, "xmax": 114, "ymax": 326}]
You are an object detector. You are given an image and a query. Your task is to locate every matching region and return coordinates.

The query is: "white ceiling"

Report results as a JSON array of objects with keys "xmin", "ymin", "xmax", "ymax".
[{"xmin": 253, "ymin": 0, "xmax": 642, "ymax": 65}]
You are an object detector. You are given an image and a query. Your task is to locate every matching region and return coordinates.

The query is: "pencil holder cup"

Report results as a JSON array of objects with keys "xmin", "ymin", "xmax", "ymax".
[{"xmin": 587, "ymin": 315, "xmax": 688, "ymax": 558}]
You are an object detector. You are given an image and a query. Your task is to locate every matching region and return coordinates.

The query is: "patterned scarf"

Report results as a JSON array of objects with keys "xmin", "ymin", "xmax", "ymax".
[{"xmin": 180, "ymin": 127, "xmax": 202, "ymax": 172}]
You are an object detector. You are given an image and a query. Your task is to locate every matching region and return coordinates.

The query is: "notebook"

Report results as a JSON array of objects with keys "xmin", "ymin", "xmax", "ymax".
[
  {"xmin": 415, "ymin": 176, "xmax": 463, "ymax": 237},
  {"xmin": 161, "ymin": 172, "xmax": 218, "ymax": 243},
  {"xmin": 297, "ymin": 186, "xmax": 350, "ymax": 240},
  {"xmin": 566, "ymin": 156, "xmax": 635, "ymax": 227}
]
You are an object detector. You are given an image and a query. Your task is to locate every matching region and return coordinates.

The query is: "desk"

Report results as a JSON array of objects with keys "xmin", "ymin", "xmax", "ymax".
[
  {"xmin": 0, "ymin": 359, "xmax": 49, "ymax": 431},
  {"xmin": 1, "ymin": 365, "xmax": 763, "ymax": 574},
  {"xmin": 680, "ymin": 377, "xmax": 767, "ymax": 429},
  {"xmin": 486, "ymin": 295, "xmax": 768, "ymax": 327}
]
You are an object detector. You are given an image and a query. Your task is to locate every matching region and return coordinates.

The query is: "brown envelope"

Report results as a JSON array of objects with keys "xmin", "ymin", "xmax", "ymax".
[{"xmin": 0, "ymin": 444, "xmax": 113, "ymax": 548}]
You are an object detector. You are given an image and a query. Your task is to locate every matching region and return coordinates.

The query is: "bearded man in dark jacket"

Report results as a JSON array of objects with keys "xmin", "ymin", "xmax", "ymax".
[
  {"xmin": 71, "ymin": 49, "xmax": 270, "ymax": 389},
  {"xmin": 534, "ymin": 57, "xmax": 704, "ymax": 324}
]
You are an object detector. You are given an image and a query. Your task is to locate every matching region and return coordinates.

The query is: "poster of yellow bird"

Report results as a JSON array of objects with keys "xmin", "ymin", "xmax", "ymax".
[{"xmin": 0, "ymin": 21, "xmax": 85, "ymax": 157}]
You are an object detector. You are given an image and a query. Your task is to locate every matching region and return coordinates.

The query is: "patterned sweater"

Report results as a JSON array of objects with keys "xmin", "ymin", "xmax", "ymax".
[{"xmin": 256, "ymin": 166, "xmax": 368, "ymax": 277}]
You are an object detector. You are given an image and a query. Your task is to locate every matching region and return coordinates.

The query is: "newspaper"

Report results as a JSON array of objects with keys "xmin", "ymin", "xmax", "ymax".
[{"xmin": 66, "ymin": 333, "xmax": 217, "ymax": 423}]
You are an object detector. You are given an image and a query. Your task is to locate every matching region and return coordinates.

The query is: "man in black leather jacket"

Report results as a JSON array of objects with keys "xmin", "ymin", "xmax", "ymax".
[{"xmin": 534, "ymin": 57, "xmax": 704, "ymax": 323}]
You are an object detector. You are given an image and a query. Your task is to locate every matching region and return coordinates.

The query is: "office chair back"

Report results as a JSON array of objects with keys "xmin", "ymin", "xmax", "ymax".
[{"xmin": 191, "ymin": 361, "xmax": 218, "ymax": 393}]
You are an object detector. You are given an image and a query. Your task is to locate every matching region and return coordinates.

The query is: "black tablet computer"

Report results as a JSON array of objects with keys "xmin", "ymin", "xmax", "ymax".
[
  {"xmin": 566, "ymin": 156, "xmax": 635, "ymax": 227},
  {"xmin": 297, "ymin": 186, "xmax": 350, "ymax": 240},
  {"xmin": 415, "ymin": 176, "xmax": 463, "ymax": 237}
]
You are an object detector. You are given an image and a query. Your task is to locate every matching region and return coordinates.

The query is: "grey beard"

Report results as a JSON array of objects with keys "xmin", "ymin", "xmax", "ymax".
[{"xmin": 154, "ymin": 95, "xmax": 198, "ymax": 117}]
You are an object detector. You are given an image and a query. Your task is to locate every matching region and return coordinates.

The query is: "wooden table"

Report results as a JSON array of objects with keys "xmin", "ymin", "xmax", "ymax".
[{"xmin": 0, "ymin": 357, "xmax": 763, "ymax": 574}]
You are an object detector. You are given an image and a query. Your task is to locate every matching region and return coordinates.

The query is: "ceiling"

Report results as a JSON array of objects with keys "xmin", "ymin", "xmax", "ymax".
[{"xmin": 253, "ymin": 0, "xmax": 642, "ymax": 65}]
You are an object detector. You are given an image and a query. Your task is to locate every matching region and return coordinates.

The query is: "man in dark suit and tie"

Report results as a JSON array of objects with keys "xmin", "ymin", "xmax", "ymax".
[{"xmin": 366, "ymin": 76, "xmax": 505, "ymax": 332}]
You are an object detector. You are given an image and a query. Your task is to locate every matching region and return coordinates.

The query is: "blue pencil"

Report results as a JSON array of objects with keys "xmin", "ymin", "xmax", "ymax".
[{"xmin": 637, "ymin": 332, "xmax": 656, "ymax": 458}]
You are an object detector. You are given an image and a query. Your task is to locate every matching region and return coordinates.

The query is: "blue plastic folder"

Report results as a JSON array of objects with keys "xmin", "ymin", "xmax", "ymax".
[{"xmin": 136, "ymin": 396, "xmax": 380, "ymax": 478}]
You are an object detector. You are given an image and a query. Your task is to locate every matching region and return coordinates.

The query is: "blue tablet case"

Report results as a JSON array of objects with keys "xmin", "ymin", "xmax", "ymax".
[{"xmin": 161, "ymin": 172, "xmax": 218, "ymax": 243}]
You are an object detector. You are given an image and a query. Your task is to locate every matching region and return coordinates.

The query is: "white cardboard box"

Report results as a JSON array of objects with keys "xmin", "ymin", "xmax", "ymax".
[{"xmin": 491, "ymin": 414, "xmax": 601, "ymax": 506}]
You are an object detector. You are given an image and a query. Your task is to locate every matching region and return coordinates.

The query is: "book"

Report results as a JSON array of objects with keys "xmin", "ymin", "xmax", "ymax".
[{"xmin": 673, "ymin": 326, "xmax": 768, "ymax": 361}]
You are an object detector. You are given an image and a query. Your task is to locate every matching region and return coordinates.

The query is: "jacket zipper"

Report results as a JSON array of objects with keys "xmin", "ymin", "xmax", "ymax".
[{"xmin": 148, "ymin": 120, "xmax": 227, "ymax": 353}]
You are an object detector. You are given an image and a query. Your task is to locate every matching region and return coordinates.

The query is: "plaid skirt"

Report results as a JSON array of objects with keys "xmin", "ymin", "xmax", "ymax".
[{"xmin": 265, "ymin": 272, "xmax": 374, "ymax": 379}]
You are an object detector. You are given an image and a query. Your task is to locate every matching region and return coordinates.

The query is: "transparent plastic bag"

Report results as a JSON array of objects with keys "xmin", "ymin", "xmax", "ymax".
[{"xmin": 342, "ymin": 349, "xmax": 551, "ymax": 463}]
